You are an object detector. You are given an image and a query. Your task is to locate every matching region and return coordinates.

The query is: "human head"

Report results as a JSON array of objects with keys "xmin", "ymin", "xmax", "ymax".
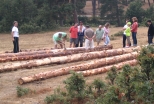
[
  {"xmin": 79, "ymin": 21, "xmax": 83, "ymax": 25},
  {"xmin": 127, "ymin": 22, "xmax": 131, "ymax": 27},
  {"xmin": 58, "ymin": 33, "xmax": 62, "ymax": 38},
  {"xmin": 126, "ymin": 19, "xmax": 129, "ymax": 24},
  {"xmin": 147, "ymin": 20, "xmax": 152, "ymax": 25},
  {"xmin": 13, "ymin": 21, "xmax": 18, "ymax": 27},
  {"xmin": 105, "ymin": 22, "xmax": 110, "ymax": 28},
  {"xmin": 132, "ymin": 17, "xmax": 138, "ymax": 22},
  {"xmin": 86, "ymin": 25, "xmax": 90, "ymax": 29},
  {"xmin": 98, "ymin": 25, "xmax": 102, "ymax": 30},
  {"xmin": 74, "ymin": 23, "xmax": 78, "ymax": 27}
]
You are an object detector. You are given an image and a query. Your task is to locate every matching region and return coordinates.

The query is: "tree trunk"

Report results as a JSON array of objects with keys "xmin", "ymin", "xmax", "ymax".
[
  {"xmin": 18, "ymin": 52, "xmax": 138, "ymax": 84},
  {"xmin": 115, "ymin": 0, "xmax": 120, "ymax": 26},
  {"xmin": 125, "ymin": 0, "xmax": 128, "ymax": 6},
  {"xmin": 78, "ymin": 59, "xmax": 137, "ymax": 77},
  {"xmin": 73, "ymin": 0, "xmax": 78, "ymax": 23},
  {"xmin": 0, "ymin": 45, "xmax": 113, "ymax": 62},
  {"xmin": 0, "ymin": 47, "xmax": 139, "ymax": 72},
  {"xmin": 148, "ymin": 0, "xmax": 151, "ymax": 7},
  {"xmin": 98, "ymin": 0, "xmax": 100, "ymax": 9},
  {"xmin": 92, "ymin": 0, "xmax": 96, "ymax": 18}
]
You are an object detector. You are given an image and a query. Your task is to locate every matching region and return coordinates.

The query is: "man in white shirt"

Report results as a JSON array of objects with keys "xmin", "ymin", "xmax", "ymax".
[
  {"xmin": 11, "ymin": 21, "xmax": 19, "ymax": 53},
  {"xmin": 76, "ymin": 21, "xmax": 86, "ymax": 47}
]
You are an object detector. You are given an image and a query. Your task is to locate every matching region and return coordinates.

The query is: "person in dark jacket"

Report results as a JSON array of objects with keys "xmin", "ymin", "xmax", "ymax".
[{"xmin": 147, "ymin": 20, "xmax": 154, "ymax": 45}]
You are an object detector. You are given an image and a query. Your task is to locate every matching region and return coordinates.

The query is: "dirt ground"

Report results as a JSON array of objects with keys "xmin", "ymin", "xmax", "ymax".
[{"xmin": 0, "ymin": 27, "xmax": 149, "ymax": 104}]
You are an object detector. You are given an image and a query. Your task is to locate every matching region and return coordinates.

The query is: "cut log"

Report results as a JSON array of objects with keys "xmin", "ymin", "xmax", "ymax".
[
  {"xmin": 0, "ymin": 47, "xmax": 140, "ymax": 73},
  {"xmin": 0, "ymin": 45, "xmax": 113, "ymax": 62},
  {"xmin": 18, "ymin": 52, "xmax": 138, "ymax": 84},
  {"xmin": 78, "ymin": 59, "xmax": 138, "ymax": 77}
]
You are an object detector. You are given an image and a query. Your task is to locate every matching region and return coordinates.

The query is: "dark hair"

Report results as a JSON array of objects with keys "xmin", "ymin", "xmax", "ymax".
[{"xmin": 147, "ymin": 20, "xmax": 152, "ymax": 23}]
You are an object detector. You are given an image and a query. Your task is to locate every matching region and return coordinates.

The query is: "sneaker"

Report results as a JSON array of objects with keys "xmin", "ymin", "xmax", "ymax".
[{"xmin": 125, "ymin": 46, "xmax": 129, "ymax": 48}]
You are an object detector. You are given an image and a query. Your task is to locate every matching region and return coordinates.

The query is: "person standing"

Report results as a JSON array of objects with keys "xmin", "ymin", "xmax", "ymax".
[
  {"xmin": 53, "ymin": 32, "xmax": 67, "ymax": 49},
  {"xmin": 95, "ymin": 25, "xmax": 104, "ymax": 46},
  {"xmin": 147, "ymin": 20, "xmax": 154, "ymax": 45},
  {"xmin": 11, "ymin": 21, "xmax": 19, "ymax": 53},
  {"xmin": 102, "ymin": 23, "xmax": 110, "ymax": 46},
  {"xmin": 125, "ymin": 22, "xmax": 132, "ymax": 47},
  {"xmin": 123, "ymin": 20, "xmax": 129, "ymax": 48},
  {"xmin": 69, "ymin": 23, "xmax": 78, "ymax": 48},
  {"xmin": 131, "ymin": 17, "xmax": 138, "ymax": 46},
  {"xmin": 84, "ymin": 25, "xmax": 95, "ymax": 49},
  {"xmin": 76, "ymin": 21, "xmax": 86, "ymax": 47}
]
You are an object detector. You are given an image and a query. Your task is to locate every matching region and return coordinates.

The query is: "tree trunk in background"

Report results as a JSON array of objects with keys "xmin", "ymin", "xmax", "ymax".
[
  {"xmin": 98, "ymin": 0, "xmax": 100, "ymax": 9},
  {"xmin": 92, "ymin": 0, "xmax": 96, "ymax": 18},
  {"xmin": 73, "ymin": 0, "xmax": 78, "ymax": 23},
  {"xmin": 18, "ymin": 52, "xmax": 138, "ymax": 84},
  {"xmin": 125, "ymin": 0, "xmax": 128, "ymax": 6},
  {"xmin": 148, "ymin": 0, "xmax": 151, "ymax": 7},
  {"xmin": 115, "ymin": 0, "xmax": 120, "ymax": 26}
]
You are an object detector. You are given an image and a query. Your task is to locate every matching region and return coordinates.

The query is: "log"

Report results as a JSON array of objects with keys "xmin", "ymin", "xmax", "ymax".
[
  {"xmin": 0, "ymin": 47, "xmax": 140, "ymax": 73},
  {"xmin": 18, "ymin": 52, "xmax": 138, "ymax": 84},
  {"xmin": 0, "ymin": 45, "xmax": 113, "ymax": 62},
  {"xmin": 78, "ymin": 59, "xmax": 138, "ymax": 77}
]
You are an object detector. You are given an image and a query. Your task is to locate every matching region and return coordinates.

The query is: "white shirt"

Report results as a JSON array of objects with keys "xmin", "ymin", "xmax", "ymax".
[
  {"xmin": 123, "ymin": 25, "xmax": 128, "ymax": 35},
  {"xmin": 78, "ymin": 25, "xmax": 86, "ymax": 32},
  {"xmin": 12, "ymin": 26, "xmax": 19, "ymax": 37}
]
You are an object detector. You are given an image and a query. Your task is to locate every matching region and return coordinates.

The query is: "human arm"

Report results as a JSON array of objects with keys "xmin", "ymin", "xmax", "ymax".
[
  {"xmin": 69, "ymin": 27, "xmax": 72, "ymax": 33},
  {"xmin": 11, "ymin": 27, "xmax": 15, "ymax": 41}
]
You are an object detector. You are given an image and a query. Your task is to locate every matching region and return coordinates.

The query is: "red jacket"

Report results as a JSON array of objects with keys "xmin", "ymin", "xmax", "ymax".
[
  {"xmin": 69, "ymin": 26, "xmax": 78, "ymax": 38},
  {"xmin": 131, "ymin": 22, "xmax": 138, "ymax": 32}
]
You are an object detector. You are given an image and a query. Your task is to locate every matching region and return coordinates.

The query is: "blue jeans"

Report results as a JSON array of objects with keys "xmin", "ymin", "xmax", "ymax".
[
  {"xmin": 104, "ymin": 36, "xmax": 110, "ymax": 45},
  {"xmin": 132, "ymin": 32, "xmax": 137, "ymax": 46}
]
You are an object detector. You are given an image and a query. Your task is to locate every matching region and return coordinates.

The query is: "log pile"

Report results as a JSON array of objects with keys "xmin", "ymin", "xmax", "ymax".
[
  {"xmin": 18, "ymin": 52, "xmax": 138, "ymax": 84},
  {"xmin": 0, "ymin": 46, "xmax": 141, "ymax": 85},
  {"xmin": 0, "ymin": 45, "xmax": 113, "ymax": 62},
  {"xmin": 0, "ymin": 47, "xmax": 140, "ymax": 73},
  {"xmin": 78, "ymin": 59, "xmax": 138, "ymax": 77}
]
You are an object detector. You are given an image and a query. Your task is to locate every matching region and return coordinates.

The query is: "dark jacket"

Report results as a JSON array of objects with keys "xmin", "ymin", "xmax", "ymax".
[{"xmin": 148, "ymin": 23, "xmax": 154, "ymax": 36}]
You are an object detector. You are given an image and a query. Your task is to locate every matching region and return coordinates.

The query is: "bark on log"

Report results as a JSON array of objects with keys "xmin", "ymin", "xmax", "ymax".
[
  {"xmin": 78, "ymin": 59, "xmax": 138, "ymax": 77},
  {"xmin": 0, "ymin": 45, "xmax": 113, "ymax": 62},
  {"xmin": 18, "ymin": 52, "xmax": 138, "ymax": 84},
  {"xmin": 0, "ymin": 47, "xmax": 140, "ymax": 73}
]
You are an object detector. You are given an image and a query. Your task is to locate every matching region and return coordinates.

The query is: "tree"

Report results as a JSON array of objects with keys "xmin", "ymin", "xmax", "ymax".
[
  {"xmin": 148, "ymin": 0, "xmax": 151, "ymax": 7},
  {"xmin": 92, "ymin": 0, "xmax": 97, "ymax": 18},
  {"xmin": 100, "ymin": 0, "xmax": 124, "ymax": 26},
  {"xmin": 125, "ymin": 0, "xmax": 145, "ymax": 23}
]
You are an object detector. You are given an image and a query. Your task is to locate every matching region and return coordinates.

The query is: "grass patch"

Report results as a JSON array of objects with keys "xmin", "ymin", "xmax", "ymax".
[
  {"xmin": 113, "ymin": 31, "xmax": 123, "ymax": 36},
  {"xmin": 16, "ymin": 86, "xmax": 30, "ymax": 97}
]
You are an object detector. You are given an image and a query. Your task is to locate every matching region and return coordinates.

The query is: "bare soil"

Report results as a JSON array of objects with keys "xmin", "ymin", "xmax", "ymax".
[{"xmin": 0, "ymin": 27, "xmax": 148, "ymax": 104}]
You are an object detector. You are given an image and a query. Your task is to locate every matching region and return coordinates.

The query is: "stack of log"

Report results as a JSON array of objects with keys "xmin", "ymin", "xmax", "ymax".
[
  {"xmin": 0, "ymin": 46, "xmax": 140, "ymax": 73},
  {"xmin": 0, "ymin": 45, "xmax": 112, "ymax": 62},
  {"xmin": 18, "ymin": 52, "xmax": 138, "ymax": 84},
  {"xmin": 0, "ymin": 46, "xmax": 141, "ymax": 85}
]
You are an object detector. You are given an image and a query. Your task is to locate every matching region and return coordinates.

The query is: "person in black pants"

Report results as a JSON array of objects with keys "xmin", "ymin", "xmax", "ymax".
[
  {"xmin": 123, "ymin": 20, "xmax": 129, "ymax": 47},
  {"xmin": 147, "ymin": 20, "xmax": 154, "ymax": 45},
  {"xmin": 76, "ymin": 21, "xmax": 86, "ymax": 47},
  {"xmin": 11, "ymin": 21, "xmax": 19, "ymax": 53}
]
